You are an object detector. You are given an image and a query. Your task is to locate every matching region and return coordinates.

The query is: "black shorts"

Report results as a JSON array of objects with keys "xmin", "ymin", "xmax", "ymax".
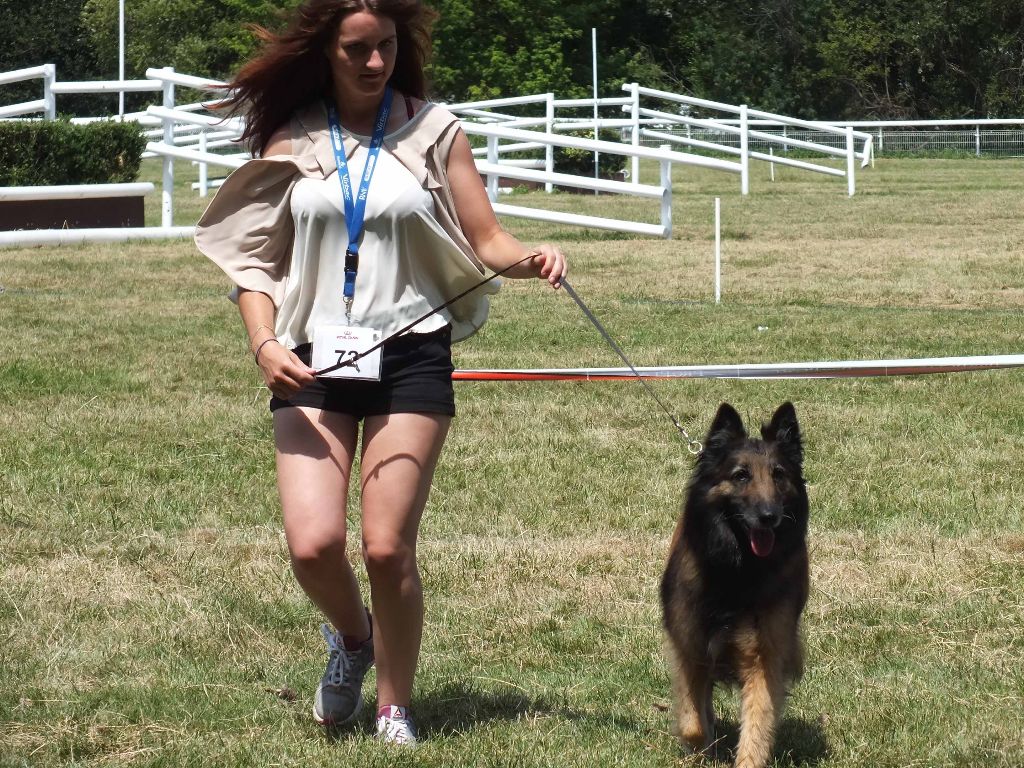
[{"xmin": 269, "ymin": 325, "xmax": 455, "ymax": 419}]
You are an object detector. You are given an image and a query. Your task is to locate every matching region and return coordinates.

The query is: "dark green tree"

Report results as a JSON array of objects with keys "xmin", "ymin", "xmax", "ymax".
[
  {"xmin": 2, "ymin": 0, "xmax": 1020, "ymax": 120},
  {"xmin": 426, "ymin": 0, "xmax": 678, "ymax": 102},
  {"xmin": 0, "ymin": 0, "xmax": 105, "ymax": 113},
  {"xmin": 673, "ymin": 0, "xmax": 1024, "ymax": 119},
  {"xmin": 81, "ymin": 0, "xmax": 300, "ymax": 82},
  {"xmin": 427, "ymin": 0, "xmax": 576, "ymax": 102}
]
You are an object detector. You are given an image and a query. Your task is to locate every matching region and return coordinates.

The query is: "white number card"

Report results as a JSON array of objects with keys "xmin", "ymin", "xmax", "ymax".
[{"xmin": 311, "ymin": 325, "xmax": 382, "ymax": 381}]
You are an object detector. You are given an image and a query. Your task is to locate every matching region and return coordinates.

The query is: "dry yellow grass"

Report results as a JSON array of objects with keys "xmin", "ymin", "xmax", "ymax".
[{"xmin": 2, "ymin": 157, "xmax": 1023, "ymax": 766}]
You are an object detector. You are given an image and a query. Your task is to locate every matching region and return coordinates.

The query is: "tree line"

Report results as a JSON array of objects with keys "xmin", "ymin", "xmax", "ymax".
[{"xmin": 1, "ymin": 0, "xmax": 1021, "ymax": 119}]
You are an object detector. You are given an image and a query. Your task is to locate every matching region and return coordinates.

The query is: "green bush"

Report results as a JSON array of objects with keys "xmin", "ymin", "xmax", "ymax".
[
  {"xmin": 553, "ymin": 129, "xmax": 625, "ymax": 178},
  {"xmin": 0, "ymin": 119, "xmax": 146, "ymax": 186}
]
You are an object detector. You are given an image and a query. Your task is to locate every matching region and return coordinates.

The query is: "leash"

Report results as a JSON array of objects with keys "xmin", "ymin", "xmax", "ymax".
[
  {"xmin": 312, "ymin": 255, "xmax": 703, "ymax": 453},
  {"xmin": 313, "ymin": 252, "xmax": 536, "ymax": 377},
  {"xmin": 561, "ymin": 279, "xmax": 702, "ymax": 454}
]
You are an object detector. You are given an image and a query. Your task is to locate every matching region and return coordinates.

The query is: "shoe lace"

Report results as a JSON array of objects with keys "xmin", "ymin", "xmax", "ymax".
[{"xmin": 321, "ymin": 623, "xmax": 350, "ymax": 688}]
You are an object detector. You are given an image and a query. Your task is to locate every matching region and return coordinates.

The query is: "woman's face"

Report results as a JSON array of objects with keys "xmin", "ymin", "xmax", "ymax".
[{"xmin": 327, "ymin": 10, "xmax": 398, "ymax": 101}]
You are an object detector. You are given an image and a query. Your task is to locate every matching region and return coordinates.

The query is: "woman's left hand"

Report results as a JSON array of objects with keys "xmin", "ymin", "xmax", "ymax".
[{"xmin": 526, "ymin": 244, "xmax": 567, "ymax": 289}]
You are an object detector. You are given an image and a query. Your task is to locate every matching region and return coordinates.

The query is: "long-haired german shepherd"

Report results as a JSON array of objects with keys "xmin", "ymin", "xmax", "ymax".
[{"xmin": 661, "ymin": 402, "xmax": 809, "ymax": 768}]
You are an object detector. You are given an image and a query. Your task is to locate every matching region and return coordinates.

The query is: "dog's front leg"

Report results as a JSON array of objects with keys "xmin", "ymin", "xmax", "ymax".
[
  {"xmin": 669, "ymin": 648, "xmax": 715, "ymax": 754},
  {"xmin": 733, "ymin": 630, "xmax": 785, "ymax": 768}
]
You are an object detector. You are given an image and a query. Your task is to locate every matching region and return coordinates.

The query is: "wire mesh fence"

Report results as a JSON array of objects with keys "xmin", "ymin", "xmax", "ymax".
[{"xmin": 639, "ymin": 125, "xmax": 1024, "ymax": 157}]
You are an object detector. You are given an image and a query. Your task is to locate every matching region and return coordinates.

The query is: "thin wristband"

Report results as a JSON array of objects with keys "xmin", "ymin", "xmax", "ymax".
[
  {"xmin": 254, "ymin": 337, "xmax": 281, "ymax": 365},
  {"xmin": 249, "ymin": 323, "xmax": 275, "ymax": 348}
]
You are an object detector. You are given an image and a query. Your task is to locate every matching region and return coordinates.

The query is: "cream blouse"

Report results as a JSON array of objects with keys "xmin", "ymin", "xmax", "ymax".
[{"xmin": 194, "ymin": 101, "xmax": 499, "ymax": 345}]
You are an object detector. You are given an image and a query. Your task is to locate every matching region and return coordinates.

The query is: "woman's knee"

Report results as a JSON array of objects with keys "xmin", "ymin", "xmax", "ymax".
[
  {"xmin": 362, "ymin": 535, "xmax": 416, "ymax": 581},
  {"xmin": 288, "ymin": 530, "xmax": 348, "ymax": 576}
]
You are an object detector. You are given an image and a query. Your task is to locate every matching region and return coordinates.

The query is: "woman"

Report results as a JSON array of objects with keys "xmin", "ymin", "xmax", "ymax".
[{"xmin": 195, "ymin": 0, "xmax": 566, "ymax": 746}]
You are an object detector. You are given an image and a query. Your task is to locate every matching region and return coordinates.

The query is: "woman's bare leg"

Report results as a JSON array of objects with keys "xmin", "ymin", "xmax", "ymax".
[
  {"xmin": 274, "ymin": 406, "xmax": 371, "ymax": 641},
  {"xmin": 359, "ymin": 412, "xmax": 451, "ymax": 707}
]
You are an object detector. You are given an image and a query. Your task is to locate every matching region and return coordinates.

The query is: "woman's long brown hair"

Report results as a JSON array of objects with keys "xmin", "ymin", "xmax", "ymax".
[{"xmin": 219, "ymin": 0, "xmax": 436, "ymax": 156}]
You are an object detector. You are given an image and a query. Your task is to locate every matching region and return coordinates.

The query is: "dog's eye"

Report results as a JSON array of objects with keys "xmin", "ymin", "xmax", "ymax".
[
  {"xmin": 730, "ymin": 467, "xmax": 751, "ymax": 483},
  {"xmin": 771, "ymin": 466, "xmax": 788, "ymax": 483}
]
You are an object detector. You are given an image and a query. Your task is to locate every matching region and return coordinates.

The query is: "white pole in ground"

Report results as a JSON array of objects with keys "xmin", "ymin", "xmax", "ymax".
[
  {"xmin": 769, "ymin": 147, "xmax": 775, "ymax": 181},
  {"xmin": 846, "ymin": 125, "xmax": 855, "ymax": 196},
  {"xmin": 486, "ymin": 135, "xmax": 498, "ymax": 202},
  {"xmin": 198, "ymin": 131, "xmax": 208, "ymax": 197},
  {"xmin": 714, "ymin": 197, "xmax": 721, "ymax": 304},
  {"xmin": 739, "ymin": 105, "xmax": 749, "ymax": 195},
  {"xmin": 629, "ymin": 82, "xmax": 639, "ymax": 184},
  {"xmin": 659, "ymin": 145, "xmax": 672, "ymax": 239},
  {"xmin": 118, "ymin": 0, "xmax": 125, "ymax": 117},
  {"xmin": 592, "ymin": 28, "xmax": 599, "ymax": 192},
  {"xmin": 42, "ymin": 64, "xmax": 56, "ymax": 119},
  {"xmin": 544, "ymin": 93, "xmax": 554, "ymax": 193},
  {"xmin": 161, "ymin": 68, "xmax": 175, "ymax": 228}
]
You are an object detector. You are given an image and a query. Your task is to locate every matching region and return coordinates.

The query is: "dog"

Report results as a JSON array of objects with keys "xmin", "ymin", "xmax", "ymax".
[{"xmin": 661, "ymin": 402, "xmax": 809, "ymax": 768}]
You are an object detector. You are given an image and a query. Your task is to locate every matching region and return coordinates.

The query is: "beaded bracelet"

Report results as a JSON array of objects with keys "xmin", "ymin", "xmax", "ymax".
[{"xmin": 253, "ymin": 337, "xmax": 281, "ymax": 365}]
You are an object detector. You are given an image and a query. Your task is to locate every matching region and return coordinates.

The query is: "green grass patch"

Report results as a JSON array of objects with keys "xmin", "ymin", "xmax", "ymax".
[{"xmin": 1, "ymin": 158, "xmax": 1022, "ymax": 766}]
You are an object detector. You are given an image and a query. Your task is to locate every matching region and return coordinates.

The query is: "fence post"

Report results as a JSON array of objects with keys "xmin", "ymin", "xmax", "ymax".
[
  {"xmin": 975, "ymin": 124, "xmax": 981, "ymax": 157},
  {"xmin": 42, "ymin": 64, "xmax": 56, "ymax": 120},
  {"xmin": 545, "ymin": 92, "xmax": 554, "ymax": 193},
  {"xmin": 739, "ymin": 104, "xmax": 749, "ymax": 195},
  {"xmin": 198, "ymin": 130, "xmax": 208, "ymax": 197},
  {"xmin": 486, "ymin": 135, "xmax": 498, "ymax": 202},
  {"xmin": 161, "ymin": 67, "xmax": 175, "ymax": 227},
  {"xmin": 878, "ymin": 127, "xmax": 883, "ymax": 153},
  {"xmin": 629, "ymin": 82, "xmax": 640, "ymax": 184},
  {"xmin": 659, "ymin": 145, "xmax": 672, "ymax": 239},
  {"xmin": 846, "ymin": 125, "xmax": 855, "ymax": 197}
]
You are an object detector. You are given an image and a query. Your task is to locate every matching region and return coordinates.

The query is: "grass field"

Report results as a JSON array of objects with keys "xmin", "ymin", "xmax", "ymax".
[{"xmin": 1, "ymin": 156, "xmax": 1023, "ymax": 767}]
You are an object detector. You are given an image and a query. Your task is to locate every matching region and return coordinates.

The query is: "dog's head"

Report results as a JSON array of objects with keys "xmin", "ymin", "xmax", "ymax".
[{"xmin": 692, "ymin": 401, "xmax": 808, "ymax": 560}]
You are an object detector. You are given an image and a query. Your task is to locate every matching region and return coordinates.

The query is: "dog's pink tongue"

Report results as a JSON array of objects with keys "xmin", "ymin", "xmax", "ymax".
[{"xmin": 751, "ymin": 529, "xmax": 775, "ymax": 558}]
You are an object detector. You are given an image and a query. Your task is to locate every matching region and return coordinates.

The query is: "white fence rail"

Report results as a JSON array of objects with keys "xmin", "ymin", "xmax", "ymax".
[
  {"xmin": 620, "ymin": 84, "xmax": 873, "ymax": 196},
  {"xmin": 0, "ymin": 227, "xmax": 194, "ymax": 247},
  {"xmin": 0, "ymin": 64, "xmax": 865, "ymax": 245},
  {"xmin": 0, "ymin": 64, "xmax": 55, "ymax": 118},
  {"xmin": 12, "ymin": 63, "xmax": 1017, "ymax": 248},
  {"xmin": 0, "ymin": 66, "xmax": 722, "ymax": 240},
  {"xmin": 0, "ymin": 182, "xmax": 153, "ymax": 201},
  {"xmin": 0, "ymin": 181, "xmax": 193, "ymax": 247}
]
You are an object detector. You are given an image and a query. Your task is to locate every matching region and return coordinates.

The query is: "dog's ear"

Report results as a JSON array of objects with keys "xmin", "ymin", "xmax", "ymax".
[
  {"xmin": 762, "ymin": 401, "xmax": 803, "ymax": 466},
  {"xmin": 704, "ymin": 402, "xmax": 747, "ymax": 454}
]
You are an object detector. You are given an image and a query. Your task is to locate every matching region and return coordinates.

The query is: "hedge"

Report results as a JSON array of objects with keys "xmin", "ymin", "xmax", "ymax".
[
  {"xmin": 553, "ymin": 129, "xmax": 625, "ymax": 178},
  {"xmin": 0, "ymin": 119, "xmax": 146, "ymax": 186}
]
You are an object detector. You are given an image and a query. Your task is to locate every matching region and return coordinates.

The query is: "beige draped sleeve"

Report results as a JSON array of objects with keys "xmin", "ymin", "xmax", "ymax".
[{"xmin": 194, "ymin": 157, "xmax": 309, "ymax": 306}]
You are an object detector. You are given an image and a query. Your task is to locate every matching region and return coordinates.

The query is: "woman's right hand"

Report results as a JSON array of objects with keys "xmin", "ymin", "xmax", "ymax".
[{"xmin": 256, "ymin": 341, "xmax": 317, "ymax": 400}]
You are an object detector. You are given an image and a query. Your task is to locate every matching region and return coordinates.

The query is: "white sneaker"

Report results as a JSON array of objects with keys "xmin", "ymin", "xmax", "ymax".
[
  {"xmin": 375, "ymin": 705, "xmax": 418, "ymax": 746},
  {"xmin": 312, "ymin": 623, "xmax": 374, "ymax": 726}
]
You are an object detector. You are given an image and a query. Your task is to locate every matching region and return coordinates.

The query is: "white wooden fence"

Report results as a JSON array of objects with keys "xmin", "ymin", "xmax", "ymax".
[{"xmin": 2, "ymin": 64, "xmax": 881, "ymax": 246}]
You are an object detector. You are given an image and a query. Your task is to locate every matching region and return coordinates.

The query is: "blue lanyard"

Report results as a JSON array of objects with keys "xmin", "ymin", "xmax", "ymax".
[{"xmin": 325, "ymin": 85, "xmax": 393, "ymax": 318}]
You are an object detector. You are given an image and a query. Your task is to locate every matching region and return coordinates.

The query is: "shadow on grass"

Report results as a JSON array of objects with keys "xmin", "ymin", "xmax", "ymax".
[
  {"xmin": 413, "ymin": 680, "xmax": 569, "ymax": 737},
  {"xmin": 380, "ymin": 679, "xmax": 647, "ymax": 739},
  {"xmin": 702, "ymin": 715, "xmax": 828, "ymax": 766},
  {"xmin": 309, "ymin": 680, "xmax": 564, "ymax": 743}
]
